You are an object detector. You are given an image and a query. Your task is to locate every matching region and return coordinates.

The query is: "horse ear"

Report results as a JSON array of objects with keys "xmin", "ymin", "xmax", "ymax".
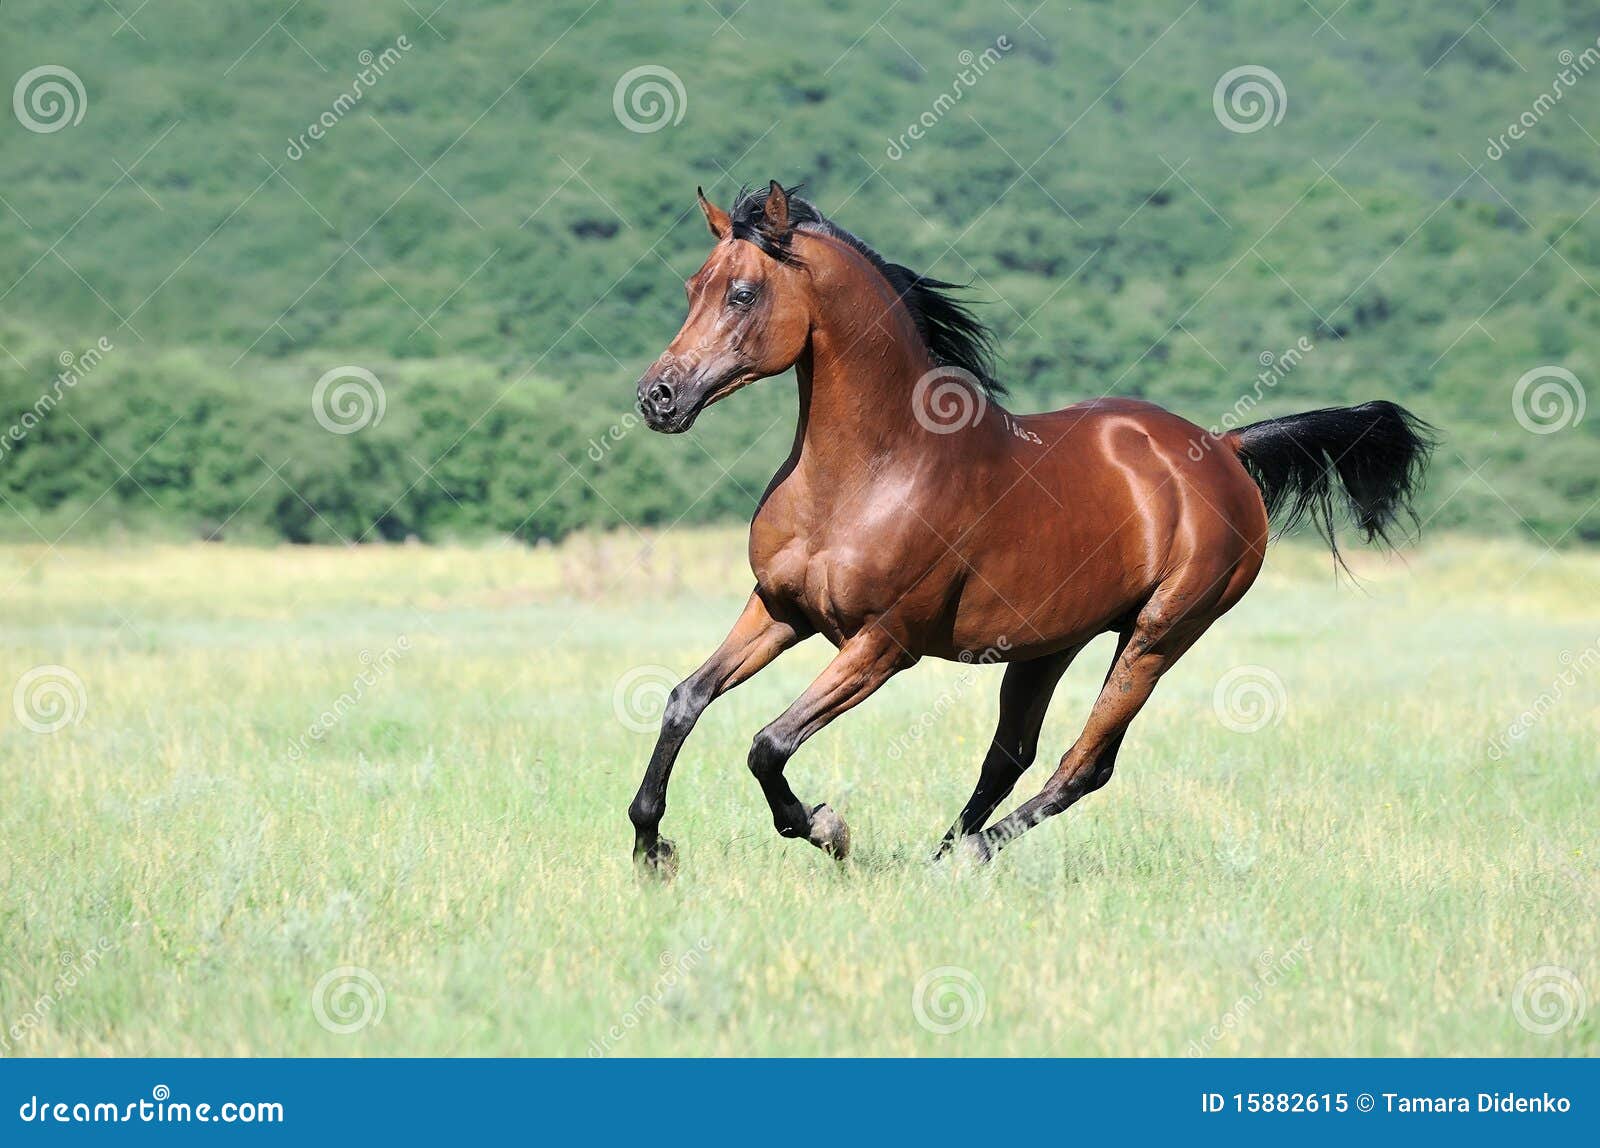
[
  {"xmin": 696, "ymin": 186, "xmax": 730, "ymax": 239},
  {"xmin": 763, "ymin": 180, "xmax": 790, "ymax": 234}
]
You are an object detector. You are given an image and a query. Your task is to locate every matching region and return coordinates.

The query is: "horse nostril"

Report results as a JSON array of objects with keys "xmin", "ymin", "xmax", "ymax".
[{"xmin": 647, "ymin": 382, "xmax": 674, "ymax": 412}]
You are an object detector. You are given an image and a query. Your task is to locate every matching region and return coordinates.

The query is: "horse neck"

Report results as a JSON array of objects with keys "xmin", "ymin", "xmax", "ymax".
[{"xmin": 790, "ymin": 244, "xmax": 944, "ymax": 468}]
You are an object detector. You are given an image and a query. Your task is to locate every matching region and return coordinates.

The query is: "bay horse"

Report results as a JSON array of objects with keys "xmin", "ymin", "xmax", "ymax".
[{"xmin": 628, "ymin": 181, "xmax": 1433, "ymax": 872}]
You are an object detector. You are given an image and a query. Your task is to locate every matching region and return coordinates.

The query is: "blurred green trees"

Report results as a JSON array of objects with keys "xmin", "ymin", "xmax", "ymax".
[{"xmin": 1, "ymin": 0, "xmax": 1595, "ymax": 543}]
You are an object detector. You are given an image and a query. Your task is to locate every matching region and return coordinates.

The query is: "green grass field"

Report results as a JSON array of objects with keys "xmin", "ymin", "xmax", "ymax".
[{"xmin": 1, "ymin": 531, "xmax": 1595, "ymax": 1056}]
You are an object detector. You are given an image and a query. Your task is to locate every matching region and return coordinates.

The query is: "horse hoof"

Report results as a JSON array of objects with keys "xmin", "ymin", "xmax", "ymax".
[
  {"xmin": 808, "ymin": 804, "xmax": 851, "ymax": 860},
  {"xmin": 636, "ymin": 838, "xmax": 679, "ymax": 880}
]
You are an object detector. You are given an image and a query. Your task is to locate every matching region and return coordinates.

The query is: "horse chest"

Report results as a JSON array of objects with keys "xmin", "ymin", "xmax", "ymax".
[
  {"xmin": 751, "ymin": 472, "xmax": 961, "ymax": 644},
  {"xmin": 748, "ymin": 546, "xmax": 824, "ymax": 635},
  {"xmin": 750, "ymin": 533, "xmax": 886, "ymax": 644}
]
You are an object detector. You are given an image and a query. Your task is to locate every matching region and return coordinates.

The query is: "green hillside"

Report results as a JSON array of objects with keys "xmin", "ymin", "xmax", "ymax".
[{"xmin": 1, "ymin": 0, "xmax": 1596, "ymax": 543}]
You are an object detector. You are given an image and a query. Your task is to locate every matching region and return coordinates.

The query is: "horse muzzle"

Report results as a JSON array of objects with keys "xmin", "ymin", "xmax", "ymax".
[
  {"xmin": 635, "ymin": 364, "xmax": 749, "ymax": 434},
  {"xmin": 636, "ymin": 374, "xmax": 697, "ymax": 434}
]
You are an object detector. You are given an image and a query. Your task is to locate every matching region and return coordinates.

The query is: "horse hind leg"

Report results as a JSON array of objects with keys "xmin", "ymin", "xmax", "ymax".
[
  {"xmin": 931, "ymin": 646, "xmax": 1082, "ymax": 860},
  {"xmin": 962, "ymin": 605, "xmax": 1212, "ymax": 863}
]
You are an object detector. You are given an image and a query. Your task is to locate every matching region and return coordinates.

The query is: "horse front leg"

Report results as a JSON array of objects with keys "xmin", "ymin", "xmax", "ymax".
[
  {"xmin": 746, "ymin": 628, "xmax": 914, "ymax": 860},
  {"xmin": 628, "ymin": 591, "xmax": 808, "ymax": 875}
]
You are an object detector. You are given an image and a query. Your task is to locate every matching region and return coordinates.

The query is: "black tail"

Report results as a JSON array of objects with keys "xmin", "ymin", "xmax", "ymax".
[{"xmin": 1229, "ymin": 400, "xmax": 1437, "ymax": 565}]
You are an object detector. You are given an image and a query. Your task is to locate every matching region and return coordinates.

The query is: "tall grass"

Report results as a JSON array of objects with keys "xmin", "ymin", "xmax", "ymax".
[{"xmin": 0, "ymin": 533, "xmax": 1594, "ymax": 1055}]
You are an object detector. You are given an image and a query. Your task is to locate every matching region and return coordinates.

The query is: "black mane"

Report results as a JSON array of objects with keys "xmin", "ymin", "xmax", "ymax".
[{"xmin": 727, "ymin": 185, "xmax": 1003, "ymax": 396}]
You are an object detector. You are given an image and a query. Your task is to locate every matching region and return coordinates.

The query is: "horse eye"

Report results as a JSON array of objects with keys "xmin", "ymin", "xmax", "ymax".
[{"xmin": 728, "ymin": 285, "xmax": 758, "ymax": 307}]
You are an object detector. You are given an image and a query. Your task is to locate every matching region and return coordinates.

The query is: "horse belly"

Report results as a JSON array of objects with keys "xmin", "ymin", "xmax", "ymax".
[
  {"xmin": 947, "ymin": 568, "xmax": 1133, "ymax": 660},
  {"xmin": 943, "ymin": 511, "xmax": 1156, "ymax": 660}
]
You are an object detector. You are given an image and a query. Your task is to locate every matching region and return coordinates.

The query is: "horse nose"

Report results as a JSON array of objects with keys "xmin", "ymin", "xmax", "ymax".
[{"xmin": 644, "ymin": 380, "xmax": 675, "ymax": 415}]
